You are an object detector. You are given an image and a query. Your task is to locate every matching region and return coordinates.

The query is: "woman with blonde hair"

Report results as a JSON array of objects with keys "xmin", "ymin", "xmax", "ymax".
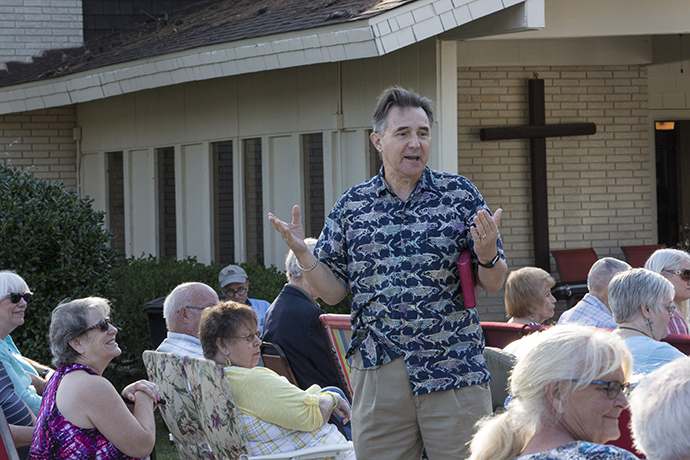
[
  {"xmin": 469, "ymin": 326, "xmax": 637, "ymax": 460},
  {"xmin": 644, "ymin": 248, "xmax": 690, "ymax": 334},
  {"xmin": 505, "ymin": 267, "xmax": 556, "ymax": 325}
]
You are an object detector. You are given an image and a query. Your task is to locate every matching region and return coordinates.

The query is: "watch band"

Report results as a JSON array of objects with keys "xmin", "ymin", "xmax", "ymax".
[{"xmin": 478, "ymin": 253, "xmax": 500, "ymax": 269}]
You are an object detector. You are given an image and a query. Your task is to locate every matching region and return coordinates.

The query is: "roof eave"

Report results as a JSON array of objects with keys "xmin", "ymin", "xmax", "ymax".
[{"xmin": 0, "ymin": 0, "xmax": 543, "ymax": 115}]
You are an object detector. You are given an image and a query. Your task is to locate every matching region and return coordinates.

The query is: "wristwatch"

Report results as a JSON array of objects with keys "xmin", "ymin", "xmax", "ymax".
[{"xmin": 478, "ymin": 253, "xmax": 500, "ymax": 269}]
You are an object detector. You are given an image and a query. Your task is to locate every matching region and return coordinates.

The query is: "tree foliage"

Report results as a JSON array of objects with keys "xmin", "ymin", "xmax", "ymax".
[{"xmin": 0, "ymin": 166, "xmax": 116, "ymax": 365}]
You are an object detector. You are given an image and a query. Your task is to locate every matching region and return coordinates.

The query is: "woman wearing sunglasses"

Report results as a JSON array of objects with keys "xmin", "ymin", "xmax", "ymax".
[
  {"xmin": 0, "ymin": 271, "xmax": 53, "ymax": 416},
  {"xmin": 644, "ymin": 248, "xmax": 690, "ymax": 335},
  {"xmin": 469, "ymin": 326, "xmax": 636, "ymax": 460},
  {"xmin": 611, "ymin": 269, "xmax": 684, "ymax": 376},
  {"xmin": 29, "ymin": 297, "xmax": 160, "ymax": 459},
  {"xmin": 198, "ymin": 301, "xmax": 355, "ymax": 459}
]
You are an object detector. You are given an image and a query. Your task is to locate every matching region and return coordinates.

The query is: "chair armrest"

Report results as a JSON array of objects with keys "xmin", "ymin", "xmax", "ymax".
[{"xmin": 240, "ymin": 441, "xmax": 353, "ymax": 459}]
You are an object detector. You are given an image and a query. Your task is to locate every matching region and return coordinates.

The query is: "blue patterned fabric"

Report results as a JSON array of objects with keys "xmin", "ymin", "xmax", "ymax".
[
  {"xmin": 316, "ymin": 166, "xmax": 504, "ymax": 395},
  {"xmin": 514, "ymin": 441, "xmax": 638, "ymax": 459}
]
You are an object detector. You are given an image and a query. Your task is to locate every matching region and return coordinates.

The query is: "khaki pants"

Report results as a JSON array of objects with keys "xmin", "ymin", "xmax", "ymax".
[{"xmin": 351, "ymin": 351, "xmax": 491, "ymax": 460}]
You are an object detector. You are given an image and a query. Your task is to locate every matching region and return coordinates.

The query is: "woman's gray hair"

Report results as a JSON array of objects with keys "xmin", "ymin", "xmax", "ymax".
[
  {"xmin": 609, "ymin": 268, "xmax": 675, "ymax": 324},
  {"xmin": 630, "ymin": 356, "xmax": 690, "ymax": 460},
  {"xmin": 0, "ymin": 271, "xmax": 32, "ymax": 301},
  {"xmin": 645, "ymin": 248, "xmax": 690, "ymax": 324},
  {"xmin": 285, "ymin": 238, "xmax": 318, "ymax": 282},
  {"xmin": 469, "ymin": 326, "xmax": 632, "ymax": 460},
  {"xmin": 50, "ymin": 297, "xmax": 110, "ymax": 368}
]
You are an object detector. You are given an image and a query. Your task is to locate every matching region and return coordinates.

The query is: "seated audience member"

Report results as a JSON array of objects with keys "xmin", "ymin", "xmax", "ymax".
[
  {"xmin": 0, "ymin": 271, "xmax": 52, "ymax": 415},
  {"xmin": 218, "ymin": 265, "xmax": 271, "ymax": 334},
  {"xmin": 645, "ymin": 248, "xmax": 690, "ymax": 334},
  {"xmin": 157, "ymin": 282, "xmax": 219, "ymax": 359},
  {"xmin": 198, "ymin": 301, "xmax": 354, "ymax": 458},
  {"xmin": 610, "ymin": 268, "xmax": 684, "ymax": 376},
  {"xmin": 469, "ymin": 326, "xmax": 637, "ymax": 460},
  {"xmin": 29, "ymin": 297, "xmax": 160, "ymax": 460},
  {"xmin": 263, "ymin": 238, "xmax": 342, "ymax": 392},
  {"xmin": 0, "ymin": 360, "xmax": 35, "ymax": 460},
  {"xmin": 505, "ymin": 267, "xmax": 556, "ymax": 326},
  {"xmin": 558, "ymin": 257, "xmax": 631, "ymax": 329},
  {"xmin": 629, "ymin": 356, "xmax": 690, "ymax": 460}
]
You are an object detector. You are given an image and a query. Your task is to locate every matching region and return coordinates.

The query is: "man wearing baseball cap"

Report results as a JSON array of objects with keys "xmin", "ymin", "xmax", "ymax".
[{"xmin": 218, "ymin": 264, "xmax": 272, "ymax": 333}]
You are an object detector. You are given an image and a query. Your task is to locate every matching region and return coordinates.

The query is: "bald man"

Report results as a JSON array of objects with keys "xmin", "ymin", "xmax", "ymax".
[{"xmin": 156, "ymin": 282, "xmax": 219, "ymax": 358}]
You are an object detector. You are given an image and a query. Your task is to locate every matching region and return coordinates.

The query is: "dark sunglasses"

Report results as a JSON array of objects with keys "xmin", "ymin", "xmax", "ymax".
[
  {"xmin": 80, "ymin": 317, "xmax": 113, "ymax": 335},
  {"xmin": 6, "ymin": 293, "xmax": 31, "ymax": 304},
  {"xmin": 665, "ymin": 269, "xmax": 690, "ymax": 282}
]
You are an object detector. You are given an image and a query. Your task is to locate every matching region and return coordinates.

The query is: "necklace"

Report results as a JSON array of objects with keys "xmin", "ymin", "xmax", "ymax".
[{"xmin": 618, "ymin": 326, "xmax": 651, "ymax": 338}]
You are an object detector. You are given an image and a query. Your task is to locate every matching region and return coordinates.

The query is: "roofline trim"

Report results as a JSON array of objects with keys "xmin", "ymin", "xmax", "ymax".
[{"xmin": 0, "ymin": 0, "xmax": 533, "ymax": 115}]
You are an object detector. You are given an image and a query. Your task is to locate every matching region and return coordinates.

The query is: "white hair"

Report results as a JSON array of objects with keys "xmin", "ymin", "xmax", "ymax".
[
  {"xmin": 0, "ymin": 270, "xmax": 32, "ymax": 300},
  {"xmin": 285, "ymin": 238, "xmax": 318, "ymax": 282},
  {"xmin": 162, "ymin": 282, "xmax": 217, "ymax": 328},
  {"xmin": 608, "ymin": 268, "xmax": 675, "ymax": 324},
  {"xmin": 587, "ymin": 257, "xmax": 630, "ymax": 293},
  {"xmin": 645, "ymin": 248, "xmax": 690, "ymax": 325},
  {"xmin": 469, "ymin": 326, "xmax": 632, "ymax": 460},
  {"xmin": 629, "ymin": 356, "xmax": 690, "ymax": 460}
]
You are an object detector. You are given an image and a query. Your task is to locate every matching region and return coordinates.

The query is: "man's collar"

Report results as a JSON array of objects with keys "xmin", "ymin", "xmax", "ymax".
[
  {"xmin": 375, "ymin": 166, "xmax": 438, "ymax": 197},
  {"xmin": 167, "ymin": 331, "xmax": 201, "ymax": 344}
]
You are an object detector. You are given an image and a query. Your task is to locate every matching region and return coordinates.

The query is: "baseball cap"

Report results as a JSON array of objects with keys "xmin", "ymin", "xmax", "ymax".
[{"xmin": 219, "ymin": 264, "xmax": 248, "ymax": 287}]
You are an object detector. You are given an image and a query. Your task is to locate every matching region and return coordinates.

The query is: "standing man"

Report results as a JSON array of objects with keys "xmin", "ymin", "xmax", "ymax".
[
  {"xmin": 557, "ymin": 257, "xmax": 631, "ymax": 329},
  {"xmin": 269, "ymin": 86, "xmax": 507, "ymax": 459},
  {"xmin": 218, "ymin": 264, "xmax": 271, "ymax": 334},
  {"xmin": 157, "ymin": 281, "xmax": 219, "ymax": 359}
]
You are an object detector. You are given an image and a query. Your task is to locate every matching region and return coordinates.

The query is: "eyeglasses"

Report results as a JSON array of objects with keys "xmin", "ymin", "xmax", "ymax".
[
  {"xmin": 6, "ymin": 293, "xmax": 31, "ymax": 304},
  {"xmin": 223, "ymin": 286, "xmax": 247, "ymax": 297},
  {"xmin": 80, "ymin": 317, "xmax": 113, "ymax": 335},
  {"xmin": 664, "ymin": 269, "xmax": 690, "ymax": 282},
  {"xmin": 663, "ymin": 302, "xmax": 676, "ymax": 316},
  {"xmin": 229, "ymin": 330, "xmax": 261, "ymax": 343},
  {"xmin": 569, "ymin": 379, "xmax": 633, "ymax": 399}
]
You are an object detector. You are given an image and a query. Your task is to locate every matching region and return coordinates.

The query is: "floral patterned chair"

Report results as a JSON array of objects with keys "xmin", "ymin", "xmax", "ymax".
[
  {"xmin": 142, "ymin": 351, "xmax": 210, "ymax": 460},
  {"xmin": 183, "ymin": 356, "xmax": 353, "ymax": 460}
]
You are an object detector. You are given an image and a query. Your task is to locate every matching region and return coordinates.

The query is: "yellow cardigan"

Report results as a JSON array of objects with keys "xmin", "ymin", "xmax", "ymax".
[{"xmin": 224, "ymin": 365, "xmax": 325, "ymax": 432}]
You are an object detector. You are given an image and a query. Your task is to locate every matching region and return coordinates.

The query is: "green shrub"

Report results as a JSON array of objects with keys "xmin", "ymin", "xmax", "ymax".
[{"xmin": 0, "ymin": 166, "xmax": 116, "ymax": 365}]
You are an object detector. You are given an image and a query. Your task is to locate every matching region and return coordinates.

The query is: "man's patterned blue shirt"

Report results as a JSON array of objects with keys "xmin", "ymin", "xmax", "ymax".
[{"xmin": 315, "ymin": 167, "xmax": 505, "ymax": 395}]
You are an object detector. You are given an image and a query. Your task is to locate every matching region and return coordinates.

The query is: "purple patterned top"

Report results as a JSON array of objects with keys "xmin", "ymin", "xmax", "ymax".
[{"xmin": 29, "ymin": 363, "xmax": 138, "ymax": 460}]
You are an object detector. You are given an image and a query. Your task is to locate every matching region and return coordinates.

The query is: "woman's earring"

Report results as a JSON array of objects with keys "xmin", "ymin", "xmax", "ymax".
[
  {"xmin": 225, "ymin": 357, "xmax": 232, "ymax": 367},
  {"xmin": 646, "ymin": 318, "xmax": 654, "ymax": 332}
]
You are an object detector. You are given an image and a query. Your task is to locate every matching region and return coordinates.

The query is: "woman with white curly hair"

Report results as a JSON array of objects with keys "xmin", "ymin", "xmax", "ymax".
[
  {"xmin": 629, "ymin": 356, "xmax": 690, "ymax": 460},
  {"xmin": 469, "ymin": 326, "xmax": 637, "ymax": 460}
]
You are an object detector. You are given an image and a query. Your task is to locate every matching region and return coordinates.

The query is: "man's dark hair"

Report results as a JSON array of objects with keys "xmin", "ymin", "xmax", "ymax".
[{"xmin": 371, "ymin": 86, "xmax": 434, "ymax": 134}]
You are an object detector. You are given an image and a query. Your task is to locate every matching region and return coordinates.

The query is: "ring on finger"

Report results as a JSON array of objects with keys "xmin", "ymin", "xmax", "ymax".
[{"xmin": 480, "ymin": 233, "xmax": 487, "ymax": 239}]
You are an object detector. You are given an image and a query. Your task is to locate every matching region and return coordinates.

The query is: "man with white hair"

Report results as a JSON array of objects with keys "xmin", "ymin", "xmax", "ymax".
[
  {"xmin": 157, "ymin": 282, "xmax": 219, "ymax": 359},
  {"xmin": 558, "ymin": 257, "xmax": 631, "ymax": 329}
]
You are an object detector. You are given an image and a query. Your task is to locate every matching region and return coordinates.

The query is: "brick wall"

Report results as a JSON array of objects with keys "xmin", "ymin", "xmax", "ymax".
[
  {"xmin": 0, "ymin": 0, "xmax": 83, "ymax": 69},
  {"xmin": 457, "ymin": 65, "xmax": 651, "ymax": 319},
  {"xmin": 0, "ymin": 106, "xmax": 77, "ymax": 188}
]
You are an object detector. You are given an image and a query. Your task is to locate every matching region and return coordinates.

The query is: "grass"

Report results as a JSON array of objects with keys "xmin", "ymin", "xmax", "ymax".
[{"xmin": 153, "ymin": 412, "xmax": 179, "ymax": 460}]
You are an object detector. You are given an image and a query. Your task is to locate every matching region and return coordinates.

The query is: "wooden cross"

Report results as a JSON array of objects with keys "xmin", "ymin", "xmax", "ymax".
[{"xmin": 479, "ymin": 78, "xmax": 596, "ymax": 272}]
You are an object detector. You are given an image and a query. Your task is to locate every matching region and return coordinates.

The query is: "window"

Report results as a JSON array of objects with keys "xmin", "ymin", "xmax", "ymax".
[
  {"xmin": 106, "ymin": 151, "xmax": 125, "ymax": 256},
  {"xmin": 157, "ymin": 147, "xmax": 177, "ymax": 258},
  {"xmin": 243, "ymin": 138, "xmax": 264, "ymax": 266},
  {"xmin": 302, "ymin": 133, "xmax": 325, "ymax": 238},
  {"xmin": 213, "ymin": 141, "xmax": 235, "ymax": 263}
]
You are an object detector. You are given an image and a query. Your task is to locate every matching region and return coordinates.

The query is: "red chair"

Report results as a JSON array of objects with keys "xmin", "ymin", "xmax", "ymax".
[
  {"xmin": 606, "ymin": 408, "xmax": 644, "ymax": 458},
  {"xmin": 621, "ymin": 244, "xmax": 666, "ymax": 268},
  {"xmin": 661, "ymin": 333, "xmax": 690, "ymax": 355},
  {"xmin": 480, "ymin": 321, "xmax": 549, "ymax": 349},
  {"xmin": 319, "ymin": 313, "xmax": 353, "ymax": 402},
  {"xmin": 551, "ymin": 248, "xmax": 598, "ymax": 283}
]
